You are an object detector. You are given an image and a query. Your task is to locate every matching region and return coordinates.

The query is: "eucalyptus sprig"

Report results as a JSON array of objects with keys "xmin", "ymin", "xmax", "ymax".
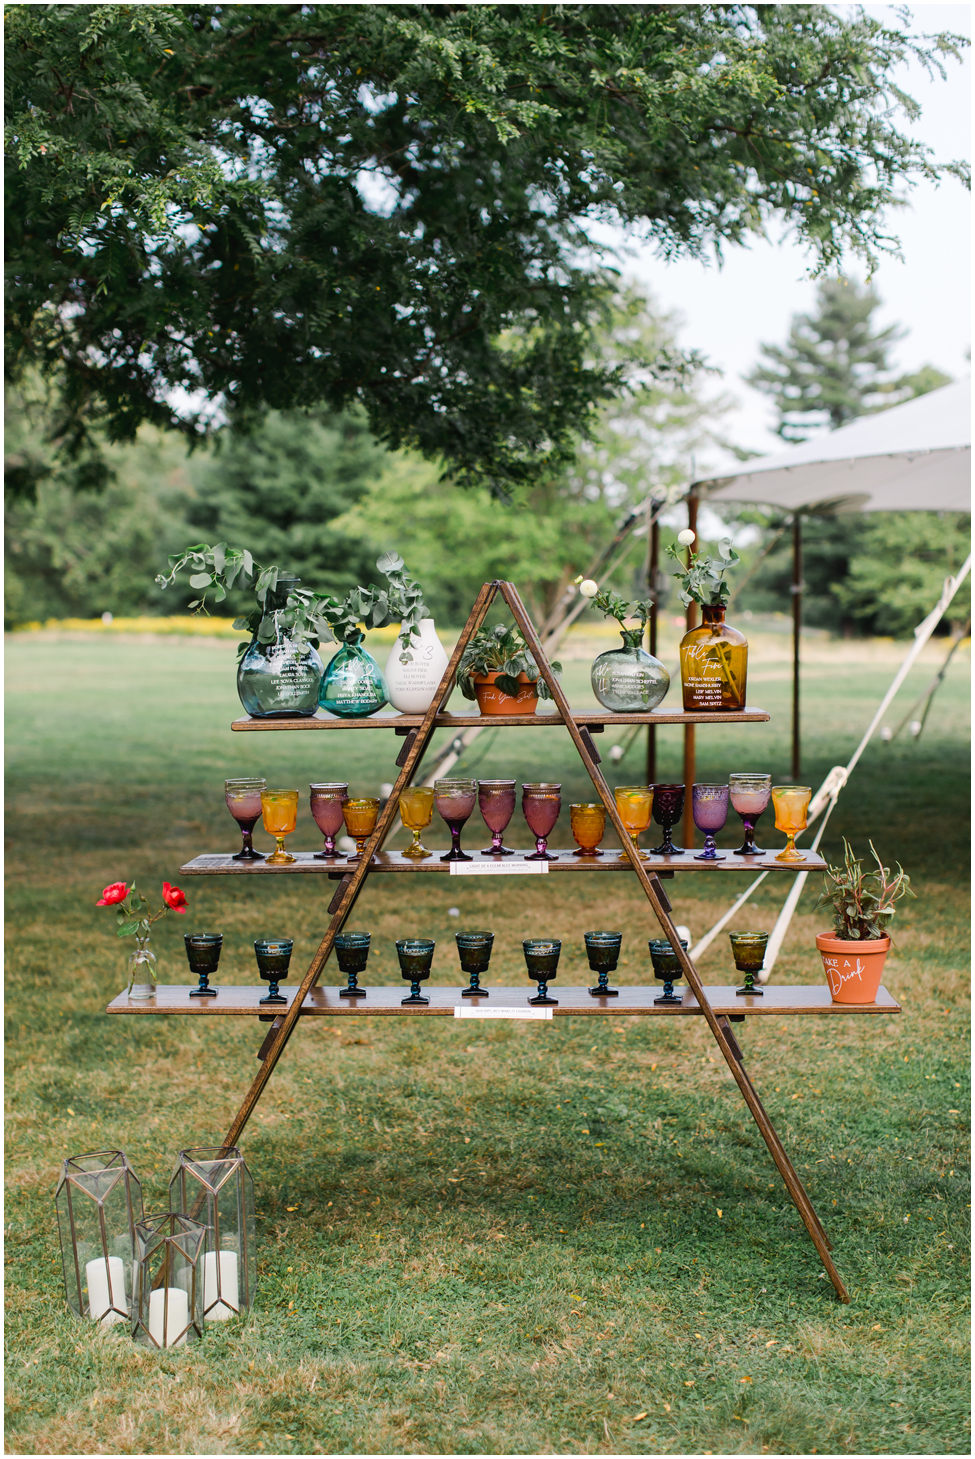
[{"xmin": 665, "ymin": 536, "xmax": 741, "ymax": 609}]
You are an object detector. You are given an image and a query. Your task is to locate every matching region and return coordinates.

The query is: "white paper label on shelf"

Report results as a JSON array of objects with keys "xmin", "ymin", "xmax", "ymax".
[
  {"xmin": 448, "ymin": 861, "xmax": 549, "ymax": 876},
  {"xmin": 453, "ymin": 1006, "xmax": 553, "ymax": 1020}
]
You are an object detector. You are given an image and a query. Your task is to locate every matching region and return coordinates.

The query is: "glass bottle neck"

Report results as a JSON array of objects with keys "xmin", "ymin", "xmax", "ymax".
[{"xmin": 701, "ymin": 604, "xmax": 726, "ymax": 626}]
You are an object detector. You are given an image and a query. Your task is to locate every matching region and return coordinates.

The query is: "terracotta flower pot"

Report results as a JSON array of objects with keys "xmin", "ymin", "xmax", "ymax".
[
  {"xmin": 472, "ymin": 671, "xmax": 539, "ymax": 716},
  {"xmin": 816, "ymin": 933, "xmax": 890, "ymax": 1004}
]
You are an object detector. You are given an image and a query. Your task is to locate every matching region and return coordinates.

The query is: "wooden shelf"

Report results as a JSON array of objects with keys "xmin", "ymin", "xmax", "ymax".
[
  {"xmin": 106, "ymin": 983, "xmax": 901, "ymax": 1019},
  {"xmin": 230, "ymin": 706, "xmax": 772, "ymax": 732},
  {"xmin": 180, "ymin": 849, "xmax": 827, "ymax": 877}
]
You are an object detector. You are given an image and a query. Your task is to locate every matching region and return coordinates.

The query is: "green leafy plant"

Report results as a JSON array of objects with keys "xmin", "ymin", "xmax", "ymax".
[
  {"xmin": 578, "ymin": 580, "xmax": 653, "ymax": 639},
  {"xmin": 816, "ymin": 840, "xmax": 914, "ymax": 941},
  {"xmin": 666, "ymin": 538, "xmax": 741, "ymax": 608},
  {"xmin": 456, "ymin": 625, "xmax": 561, "ymax": 702}
]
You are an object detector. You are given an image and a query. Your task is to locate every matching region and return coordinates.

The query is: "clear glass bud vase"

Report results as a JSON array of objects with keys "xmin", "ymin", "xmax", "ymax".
[
  {"xmin": 127, "ymin": 935, "xmax": 157, "ymax": 1001},
  {"xmin": 236, "ymin": 575, "xmax": 324, "ymax": 718},
  {"xmin": 591, "ymin": 630, "xmax": 670, "ymax": 713},
  {"xmin": 319, "ymin": 632, "xmax": 389, "ymax": 718},
  {"xmin": 678, "ymin": 605, "xmax": 748, "ymax": 711}
]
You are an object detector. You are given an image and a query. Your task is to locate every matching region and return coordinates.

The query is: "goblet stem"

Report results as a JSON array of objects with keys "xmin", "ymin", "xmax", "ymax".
[
  {"xmin": 589, "ymin": 968, "xmax": 619, "ymax": 997},
  {"xmin": 232, "ymin": 820, "xmax": 264, "ymax": 862},
  {"xmin": 736, "ymin": 967, "xmax": 763, "ymax": 997},
  {"xmin": 402, "ymin": 979, "xmax": 429, "ymax": 1006},
  {"xmin": 526, "ymin": 836, "xmax": 557, "ymax": 862},
  {"xmin": 734, "ymin": 815, "xmax": 765, "ymax": 856},
  {"xmin": 313, "ymin": 833, "xmax": 337, "ymax": 860},
  {"xmin": 440, "ymin": 821, "xmax": 472, "ymax": 862},
  {"xmin": 775, "ymin": 832, "xmax": 805, "ymax": 863},
  {"xmin": 461, "ymin": 969, "xmax": 486, "ymax": 997},
  {"xmin": 653, "ymin": 978, "xmax": 682, "ymax": 1006},
  {"xmin": 402, "ymin": 829, "xmax": 431, "ymax": 860},
  {"xmin": 481, "ymin": 830, "xmax": 513, "ymax": 856},
  {"xmin": 529, "ymin": 978, "xmax": 557, "ymax": 1005},
  {"xmin": 260, "ymin": 979, "xmax": 287, "ymax": 1005},
  {"xmin": 348, "ymin": 835, "xmax": 376, "ymax": 863},
  {"xmin": 694, "ymin": 834, "xmax": 725, "ymax": 862},
  {"xmin": 340, "ymin": 971, "xmax": 366, "ymax": 998},
  {"xmin": 267, "ymin": 835, "xmax": 295, "ymax": 865},
  {"xmin": 652, "ymin": 819, "xmax": 683, "ymax": 857}
]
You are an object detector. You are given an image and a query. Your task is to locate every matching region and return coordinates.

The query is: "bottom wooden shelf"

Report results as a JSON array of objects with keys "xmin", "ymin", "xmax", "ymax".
[{"xmin": 106, "ymin": 984, "xmax": 901, "ymax": 1019}]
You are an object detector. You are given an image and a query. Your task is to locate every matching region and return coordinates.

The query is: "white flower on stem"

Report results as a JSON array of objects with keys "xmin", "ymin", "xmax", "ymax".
[
  {"xmin": 677, "ymin": 529, "xmax": 696, "ymax": 547},
  {"xmin": 579, "ymin": 579, "xmax": 599, "ymax": 598}
]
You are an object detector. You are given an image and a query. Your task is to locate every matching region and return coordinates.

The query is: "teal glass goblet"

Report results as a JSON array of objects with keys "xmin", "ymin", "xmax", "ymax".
[
  {"xmin": 729, "ymin": 930, "xmax": 769, "ymax": 997},
  {"xmin": 523, "ymin": 939, "xmax": 561, "ymax": 1005},
  {"xmin": 185, "ymin": 933, "xmax": 222, "ymax": 998},
  {"xmin": 648, "ymin": 937, "xmax": 688, "ymax": 1006},
  {"xmin": 456, "ymin": 931, "xmax": 494, "ymax": 997},
  {"xmin": 584, "ymin": 931, "xmax": 622, "ymax": 997},
  {"xmin": 334, "ymin": 932, "xmax": 370, "ymax": 998},
  {"xmin": 254, "ymin": 938, "xmax": 293, "ymax": 1005},
  {"xmin": 397, "ymin": 938, "xmax": 435, "ymax": 1006}
]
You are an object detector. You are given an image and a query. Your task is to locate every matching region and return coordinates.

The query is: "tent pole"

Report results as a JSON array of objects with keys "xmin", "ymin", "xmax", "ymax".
[
  {"xmin": 792, "ymin": 514, "xmax": 802, "ymax": 779},
  {"xmin": 682, "ymin": 493, "xmax": 698, "ymax": 848},
  {"xmin": 646, "ymin": 499, "xmax": 661, "ymax": 784}
]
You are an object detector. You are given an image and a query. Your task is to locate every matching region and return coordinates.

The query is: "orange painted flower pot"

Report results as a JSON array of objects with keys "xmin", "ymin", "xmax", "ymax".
[
  {"xmin": 816, "ymin": 933, "xmax": 890, "ymax": 1004},
  {"xmin": 472, "ymin": 672, "xmax": 539, "ymax": 716}
]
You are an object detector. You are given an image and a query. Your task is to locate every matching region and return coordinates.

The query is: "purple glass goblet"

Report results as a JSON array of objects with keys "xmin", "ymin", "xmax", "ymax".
[
  {"xmin": 478, "ymin": 780, "xmax": 516, "ymax": 856},
  {"xmin": 729, "ymin": 772, "xmax": 772, "ymax": 856},
  {"xmin": 522, "ymin": 782, "xmax": 561, "ymax": 861},
  {"xmin": 435, "ymin": 778, "xmax": 477, "ymax": 862},
  {"xmin": 309, "ymin": 782, "xmax": 348, "ymax": 859},
  {"xmin": 692, "ymin": 783, "xmax": 729, "ymax": 861},
  {"xmin": 650, "ymin": 783, "xmax": 685, "ymax": 856},
  {"xmin": 225, "ymin": 778, "xmax": 266, "ymax": 861}
]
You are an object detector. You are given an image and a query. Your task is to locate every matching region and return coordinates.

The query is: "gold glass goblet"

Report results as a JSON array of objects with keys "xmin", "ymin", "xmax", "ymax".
[
  {"xmin": 260, "ymin": 789, "xmax": 299, "ymax": 865},
  {"xmin": 771, "ymin": 785, "xmax": 811, "ymax": 863},
  {"xmin": 399, "ymin": 786, "xmax": 434, "ymax": 859},
  {"xmin": 614, "ymin": 786, "xmax": 653, "ymax": 861},
  {"xmin": 570, "ymin": 802, "xmax": 606, "ymax": 857},
  {"xmin": 343, "ymin": 797, "xmax": 381, "ymax": 862}
]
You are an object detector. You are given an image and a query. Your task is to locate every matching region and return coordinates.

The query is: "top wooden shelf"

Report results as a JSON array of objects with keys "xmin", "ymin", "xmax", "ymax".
[{"xmin": 230, "ymin": 706, "xmax": 771, "ymax": 732}]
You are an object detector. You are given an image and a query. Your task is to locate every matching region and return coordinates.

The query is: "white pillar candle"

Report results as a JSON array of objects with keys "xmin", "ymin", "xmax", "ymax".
[
  {"xmin": 204, "ymin": 1250, "xmax": 240, "ymax": 1319},
  {"xmin": 86, "ymin": 1256, "xmax": 127, "ymax": 1324},
  {"xmin": 148, "ymin": 1287, "xmax": 189, "ymax": 1347}
]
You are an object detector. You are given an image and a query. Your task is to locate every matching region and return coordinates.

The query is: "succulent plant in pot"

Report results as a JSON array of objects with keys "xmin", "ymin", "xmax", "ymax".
[
  {"xmin": 815, "ymin": 840, "xmax": 914, "ymax": 1003},
  {"xmin": 456, "ymin": 625, "xmax": 561, "ymax": 716}
]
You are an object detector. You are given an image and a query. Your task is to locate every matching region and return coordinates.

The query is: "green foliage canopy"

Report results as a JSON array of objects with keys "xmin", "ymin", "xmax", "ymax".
[{"xmin": 5, "ymin": 3, "xmax": 968, "ymax": 495}]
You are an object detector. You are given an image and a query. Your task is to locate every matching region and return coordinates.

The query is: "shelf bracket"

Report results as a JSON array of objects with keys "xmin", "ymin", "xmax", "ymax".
[
  {"xmin": 257, "ymin": 1016, "xmax": 285, "ymax": 1057},
  {"xmin": 717, "ymin": 1015, "xmax": 744, "ymax": 1063},
  {"xmin": 647, "ymin": 873, "xmax": 672, "ymax": 913},
  {"xmin": 395, "ymin": 729, "xmax": 417, "ymax": 767},
  {"xmin": 327, "ymin": 876, "xmax": 352, "ymax": 914},
  {"xmin": 579, "ymin": 726, "xmax": 602, "ymax": 764}
]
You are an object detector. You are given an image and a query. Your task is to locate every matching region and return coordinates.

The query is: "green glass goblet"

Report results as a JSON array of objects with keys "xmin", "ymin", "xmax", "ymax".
[
  {"xmin": 334, "ymin": 932, "xmax": 370, "ymax": 998},
  {"xmin": 729, "ymin": 930, "xmax": 769, "ymax": 997},
  {"xmin": 456, "ymin": 931, "xmax": 494, "ymax": 997},
  {"xmin": 648, "ymin": 937, "xmax": 688, "ymax": 1006},
  {"xmin": 397, "ymin": 938, "xmax": 435, "ymax": 1006},
  {"xmin": 523, "ymin": 939, "xmax": 561, "ymax": 1005},
  {"xmin": 254, "ymin": 938, "xmax": 293, "ymax": 1005},
  {"xmin": 185, "ymin": 932, "xmax": 222, "ymax": 998},
  {"xmin": 584, "ymin": 931, "xmax": 622, "ymax": 997}
]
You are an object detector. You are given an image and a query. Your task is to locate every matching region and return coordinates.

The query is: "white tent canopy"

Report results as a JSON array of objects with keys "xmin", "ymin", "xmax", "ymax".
[{"xmin": 699, "ymin": 378, "xmax": 971, "ymax": 514}]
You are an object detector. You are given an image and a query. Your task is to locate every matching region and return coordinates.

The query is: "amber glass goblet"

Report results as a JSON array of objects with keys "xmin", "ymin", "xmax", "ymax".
[
  {"xmin": 570, "ymin": 803, "xmax": 606, "ymax": 857},
  {"xmin": 729, "ymin": 772, "xmax": 771, "ymax": 856},
  {"xmin": 771, "ymin": 786, "xmax": 811, "ymax": 863},
  {"xmin": 434, "ymin": 778, "xmax": 477, "ymax": 862},
  {"xmin": 522, "ymin": 783, "xmax": 561, "ymax": 861},
  {"xmin": 309, "ymin": 783, "xmax": 348, "ymax": 859},
  {"xmin": 225, "ymin": 777, "xmax": 266, "ymax": 861},
  {"xmin": 397, "ymin": 938, "xmax": 435, "ymax": 1006},
  {"xmin": 478, "ymin": 780, "xmax": 517, "ymax": 856},
  {"xmin": 585, "ymin": 931, "xmax": 622, "ymax": 997},
  {"xmin": 692, "ymin": 783, "xmax": 729, "ymax": 861},
  {"xmin": 334, "ymin": 932, "xmax": 370, "ymax": 998},
  {"xmin": 260, "ymin": 789, "xmax": 299, "ymax": 865},
  {"xmin": 456, "ymin": 931, "xmax": 494, "ymax": 997},
  {"xmin": 614, "ymin": 786, "xmax": 652, "ymax": 861},
  {"xmin": 523, "ymin": 939, "xmax": 561, "ymax": 1005},
  {"xmin": 399, "ymin": 787, "xmax": 434, "ymax": 860},
  {"xmin": 729, "ymin": 931, "xmax": 769, "ymax": 996},
  {"xmin": 648, "ymin": 937, "xmax": 688, "ymax": 1005},
  {"xmin": 650, "ymin": 783, "xmax": 685, "ymax": 856},
  {"xmin": 343, "ymin": 797, "xmax": 380, "ymax": 862}
]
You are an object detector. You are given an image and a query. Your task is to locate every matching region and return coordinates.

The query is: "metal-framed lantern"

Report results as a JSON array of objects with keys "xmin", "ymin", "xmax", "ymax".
[
  {"xmin": 54, "ymin": 1150, "xmax": 143, "ymax": 1324},
  {"xmin": 132, "ymin": 1213, "xmax": 206, "ymax": 1347},
  {"xmin": 169, "ymin": 1147, "xmax": 256, "ymax": 1320}
]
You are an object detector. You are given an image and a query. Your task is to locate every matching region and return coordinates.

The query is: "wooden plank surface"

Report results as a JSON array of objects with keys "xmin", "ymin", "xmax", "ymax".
[
  {"xmin": 106, "ymin": 984, "xmax": 901, "ymax": 1018},
  {"xmin": 180, "ymin": 849, "xmax": 827, "ymax": 877},
  {"xmin": 230, "ymin": 706, "xmax": 772, "ymax": 732}
]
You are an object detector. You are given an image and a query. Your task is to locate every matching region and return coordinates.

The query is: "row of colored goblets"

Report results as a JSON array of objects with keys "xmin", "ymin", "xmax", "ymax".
[
  {"xmin": 183, "ymin": 933, "xmax": 294, "ymax": 1004},
  {"xmin": 609, "ymin": 776, "xmax": 812, "ymax": 863},
  {"xmin": 402, "ymin": 780, "xmax": 562, "ymax": 861}
]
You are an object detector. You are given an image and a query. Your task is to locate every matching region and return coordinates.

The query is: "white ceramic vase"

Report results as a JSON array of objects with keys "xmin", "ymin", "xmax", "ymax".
[{"xmin": 384, "ymin": 618, "xmax": 450, "ymax": 713}]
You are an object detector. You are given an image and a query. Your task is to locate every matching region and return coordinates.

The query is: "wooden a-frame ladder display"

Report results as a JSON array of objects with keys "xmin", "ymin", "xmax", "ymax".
[{"xmin": 216, "ymin": 581, "xmax": 850, "ymax": 1302}]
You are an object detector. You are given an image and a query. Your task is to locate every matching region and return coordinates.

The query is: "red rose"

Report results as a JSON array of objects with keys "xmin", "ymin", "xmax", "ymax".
[
  {"xmin": 162, "ymin": 882, "xmax": 188, "ymax": 914},
  {"xmin": 97, "ymin": 882, "xmax": 129, "ymax": 907}
]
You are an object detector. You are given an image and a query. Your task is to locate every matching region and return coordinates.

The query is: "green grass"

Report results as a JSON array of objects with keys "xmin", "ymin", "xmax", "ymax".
[{"xmin": 5, "ymin": 630, "xmax": 971, "ymax": 1455}]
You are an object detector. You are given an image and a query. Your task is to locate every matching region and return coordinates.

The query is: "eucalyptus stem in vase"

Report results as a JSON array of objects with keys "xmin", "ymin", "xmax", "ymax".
[{"xmin": 666, "ymin": 531, "xmax": 747, "ymax": 712}]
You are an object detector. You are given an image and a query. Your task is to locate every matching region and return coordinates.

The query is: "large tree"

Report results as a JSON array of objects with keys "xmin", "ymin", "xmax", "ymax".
[{"xmin": 5, "ymin": 4, "xmax": 968, "ymax": 495}]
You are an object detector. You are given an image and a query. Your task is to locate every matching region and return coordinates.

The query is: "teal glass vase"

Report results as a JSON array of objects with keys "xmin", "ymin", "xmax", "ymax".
[
  {"xmin": 236, "ymin": 576, "xmax": 324, "ymax": 718},
  {"xmin": 319, "ymin": 633, "xmax": 389, "ymax": 718}
]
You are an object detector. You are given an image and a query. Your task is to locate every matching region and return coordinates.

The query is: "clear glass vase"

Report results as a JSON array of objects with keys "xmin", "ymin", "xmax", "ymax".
[
  {"xmin": 319, "ymin": 633, "xmax": 389, "ymax": 718},
  {"xmin": 127, "ymin": 935, "xmax": 157, "ymax": 1001},
  {"xmin": 236, "ymin": 575, "xmax": 324, "ymax": 719},
  {"xmin": 678, "ymin": 605, "xmax": 748, "ymax": 712},
  {"xmin": 590, "ymin": 630, "xmax": 670, "ymax": 713}
]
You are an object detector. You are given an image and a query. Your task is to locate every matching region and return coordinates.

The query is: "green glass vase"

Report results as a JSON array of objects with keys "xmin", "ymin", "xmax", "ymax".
[{"xmin": 319, "ymin": 633, "xmax": 389, "ymax": 718}]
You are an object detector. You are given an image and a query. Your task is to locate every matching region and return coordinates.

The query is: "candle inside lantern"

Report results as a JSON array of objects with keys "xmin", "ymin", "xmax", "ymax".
[
  {"xmin": 203, "ymin": 1250, "xmax": 240, "ymax": 1319},
  {"xmin": 148, "ymin": 1287, "xmax": 188, "ymax": 1347},
  {"xmin": 86, "ymin": 1255, "xmax": 127, "ymax": 1325}
]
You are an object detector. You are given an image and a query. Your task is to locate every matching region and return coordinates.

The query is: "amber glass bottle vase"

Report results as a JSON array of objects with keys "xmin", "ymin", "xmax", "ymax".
[{"xmin": 678, "ymin": 604, "xmax": 747, "ymax": 712}]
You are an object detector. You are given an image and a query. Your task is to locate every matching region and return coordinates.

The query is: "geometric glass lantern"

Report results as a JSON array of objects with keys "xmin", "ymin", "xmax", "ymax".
[
  {"xmin": 169, "ymin": 1147, "xmax": 256, "ymax": 1320},
  {"xmin": 132, "ymin": 1213, "xmax": 206, "ymax": 1347},
  {"xmin": 54, "ymin": 1150, "xmax": 144, "ymax": 1324}
]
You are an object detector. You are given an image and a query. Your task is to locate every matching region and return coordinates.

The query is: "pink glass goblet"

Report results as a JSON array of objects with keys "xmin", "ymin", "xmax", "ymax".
[
  {"xmin": 435, "ymin": 778, "xmax": 477, "ymax": 862},
  {"xmin": 478, "ymin": 779, "xmax": 516, "ymax": 856},
  {"xmin": 729, "ymin": 772, "xmax": 772, "ymax": 856},
  {"xmin": 225, "ymin": 777, "xmax": 266, "ymax": 861},
  {"xmin": 309, "ymin": 783, "xmax": 348, "ymax": 859},
  {"xmin": 522, "ymin": 782, "xmax": 561, "ymax": 861},
  {"xmin": 692, "ymin": 783, "xmax": 729, "ymax": 861}
]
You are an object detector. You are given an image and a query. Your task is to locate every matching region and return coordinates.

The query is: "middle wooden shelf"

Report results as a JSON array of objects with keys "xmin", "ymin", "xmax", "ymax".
[{"xmin": 180, "ymin": 849, "xmax": 826, "ymax": 877}]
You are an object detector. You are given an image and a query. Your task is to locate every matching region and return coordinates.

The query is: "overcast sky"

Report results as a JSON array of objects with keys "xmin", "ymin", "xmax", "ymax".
[{"xmin": 596, "ymin": 3, "xmax": 972, "ymax": 465}]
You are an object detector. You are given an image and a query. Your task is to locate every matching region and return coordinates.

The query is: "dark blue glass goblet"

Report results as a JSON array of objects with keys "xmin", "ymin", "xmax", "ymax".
[
  {"xmin": 456, "ymin": 931, "xmax": 494, "ymax": 997},
  {"xmin": 335, "ymin": 932, "xmax": 370, "ymax": 998},
  {"xmin": 397, "ymin": 938, "xmax": 435, "ymax": 1005},
  {"xmin": 254, "ymin": 938, "xmax": 294, "ymax": 1005},
  {"xmin": 523, "ymin": 939, "xmax": 561, "ymax": 1005},
  {"xmin": 584, "ymin": 931, "xmax": 622, "ymax": 997}
]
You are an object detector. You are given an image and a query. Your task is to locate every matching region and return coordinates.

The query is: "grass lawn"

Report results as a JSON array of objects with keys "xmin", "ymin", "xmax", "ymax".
[{"xmin": 5, "ymin": 627, "xmax": 970, "ymax": 1456}]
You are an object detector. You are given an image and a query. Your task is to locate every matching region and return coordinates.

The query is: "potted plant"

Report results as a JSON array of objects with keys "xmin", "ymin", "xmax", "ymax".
[
  {"xmin": 456, "ymin": 625, "xmax": 561, "ymax": 716},
  {"xmin": 665, "ymin": 530, "xmax": 747, "ymax": 712},
  {"xmin": 815, "ymin": 840, "xmax": 914, "ymax": 1003},
  {"xmin": 578, "ymin": 580, "xmax": 669, "ymax": 712}
]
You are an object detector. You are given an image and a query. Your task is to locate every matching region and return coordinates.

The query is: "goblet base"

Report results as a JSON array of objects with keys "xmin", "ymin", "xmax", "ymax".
[
  {"xmin": 259, "ymin": 991, "xmax": 288, "ymax": 1005},
  {"xmin": 232, "ymin": 846, "xmax": 265, "ymax": 862},
  {"xmin": 402, "ymin": 844, "xmax": 432, "ymax": 860},
  {"xmin": 313, "ymin": 848, "xmax": 341, "ymax": 861},
  {"xmin": 347, "ymin": 852, "xmax": 377, "ymax": 863},
  {"xmin": 440, "ymin": 848, "xmax": 473, "ymax": 862},
  {"xmin": 588, "ymin": 984, "xmax": 619, "ymax": 997},
  {"xmin": 694, "ymin": 848, "xmax": 726, "ymax": 861},
  {"xmin": 651, "ymin": 839, "xmax": 684, "ymax": 857},
  {"xmin": 653, "ymin": 991, "xmax": 683, "ymax": 1006},
  {"xmin": 401, "ymin": 992, "xmax": 430, "ymax": 1005},
  {"xmin": 528, "ymin": 992, "xmax": 558, "ymax": 1005},
  {"xmin": 572, "ymin": 847, "xmax": 603, "ymax": 857},
  {"xmin": 736, "ymin": 983, "xmax": 763, "ymax": 996},
  {"xmin": 461, "ymin": 985, "xmax": 489, "ymax": 997},
  {"xmin": 775, "ymin": 846, "xmax": 806, "ymax": 863},
  {"xmin": 265, "ymin": 849, "xmax": 296, "ymax": 865},
  {"xmin": 339, "ymin": 985, "xmax": 367, "ymax": 998},
  {"xmin": 189, "ymin": 985, "xmax": 218, "ymax": 998},
  {"xmin": 526, "ymin": 850, "xmax": 558, "ymax": 861},
  {"xmin": 481, "ymin": 844, "xmax": 514, "ymax": 856},
  {"xmin": 734, "ymin": 840, "xmax": 765, "ymax": 856},
  {"xmin": 618, "ymin": 848, "xmax": 650, "ymax": 861}
]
